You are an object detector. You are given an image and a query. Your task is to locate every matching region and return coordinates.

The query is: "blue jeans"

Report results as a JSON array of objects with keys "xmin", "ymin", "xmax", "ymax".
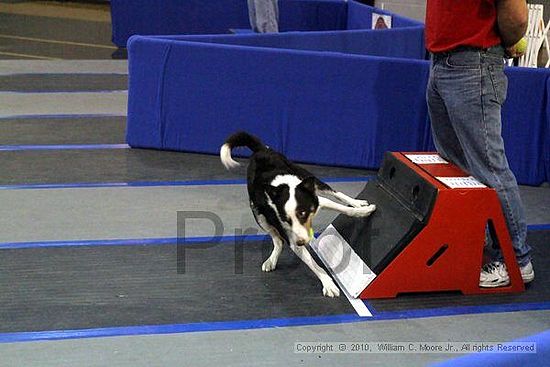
[
  {"xmin": 247, "ymin": 0, "xmax": 279, "ymax": 33},
  {"xmin": 427, "ymin": 46, "xmax": 531, "ymax": 266}
]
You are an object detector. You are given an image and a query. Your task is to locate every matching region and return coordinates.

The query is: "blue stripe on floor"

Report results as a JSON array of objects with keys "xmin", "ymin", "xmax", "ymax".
[
  {"xmin": 0, "ymin": 234, "xmax": 271, "ymax": 250},
  {"xmin": 528, "ymin": 223, "xmax": 550, "ymax": 231},
  {"xmin": 0, "ymin": 314, "xmax": 363, "ymax": 343},
  {"xmin": 0, "ymin": 176, "xmax": 373, "ymax": 190},
  {"xmin": 367, "ymin": 301, "xmax": 550, "ymax": 321},
  {"xmin": 0, "ymin": 224, "xmax": 545, "ymax": 250},
  {"xmin": 0, "ymin": 143, "xmax": 129, "ymax": 151},
  {"xmin": 1, "ymin": 301, "xmax": 548, "ymax": 343}
]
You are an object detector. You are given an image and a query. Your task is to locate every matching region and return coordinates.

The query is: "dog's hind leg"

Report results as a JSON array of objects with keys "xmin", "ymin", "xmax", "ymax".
[
  {"xmin": 290, "ymin": 243, "xmax": 340, "ymax": 297},
  {"xmin": 318, "ymin": 197, "xmax": 376, "ymax": 217},
  {"xmin": 262, "ymin": 234, "xmax": 283, "ymax": 272}
]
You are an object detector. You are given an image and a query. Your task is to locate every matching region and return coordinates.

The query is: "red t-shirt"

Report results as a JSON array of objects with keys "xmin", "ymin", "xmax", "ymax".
[{"xmin": 425, "ymin": 0, "xmax": 502, "ymax": 53}]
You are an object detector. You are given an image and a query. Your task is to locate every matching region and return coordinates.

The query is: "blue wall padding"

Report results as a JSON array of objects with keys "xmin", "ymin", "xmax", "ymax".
[
  {"xmin": 125, "ymin": 40, "xmax": 171, "ymax": 149},
  {"xmin": 159, "ymin": 26, "xmax": 425, "ymax": 59},
  {"xmin": 110, "ymin": 0, "xmax": 419, "ymax": 48},
  {"xmin": 502, "ymin": 68, "xmax": 549, "ymax": 185},
  {"xmin": 127, "ymin": 34, "xmax": 550, "ymax": 185},
  {"xmin": 122, "ymin": 0, "xmax": 549, "ymax": 185},
  {"xmin": 110, "ymin": 0, "xmax": 250, "ymax": 47},
  {"xmin": 278, "ymin": 0, "xmax": 348, "ymax": 32},
  {"xmin": 127, "ymin": 36, "xmax": 430, "ymax": 169},
  {"xmin": 111, "ymin": 0, "xmax": 351, "ymax": 48}
]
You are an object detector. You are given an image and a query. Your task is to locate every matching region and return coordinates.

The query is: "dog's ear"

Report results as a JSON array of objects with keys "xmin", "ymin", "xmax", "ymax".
[
  {"xmin": 266, "ymin": 184, "xmax": 289, "ymax": 202},
  {"xmin": 298, "ymin": 177, "xmax": 317, "ymax": 194}
]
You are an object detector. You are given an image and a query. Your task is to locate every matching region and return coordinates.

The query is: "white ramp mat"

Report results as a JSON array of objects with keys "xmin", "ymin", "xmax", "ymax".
[{"xmin": 311, "ymin": 225, "xmax": 376, "ymax": 316}]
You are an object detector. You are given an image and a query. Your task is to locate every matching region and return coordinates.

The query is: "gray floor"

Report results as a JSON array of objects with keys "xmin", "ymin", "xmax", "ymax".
[
  {"xmin": 0, "ymin": 73, "xmax": 128, "ymax": 92},
  {"xmin": 0, "ymin": 91, "xmax": 127, "ymax": 117},
  {"xmin": 1, "ymin": 310, "xmax": 548, "ymax": 367},
  {"xmin": 0, "ymin": 8, "xmax": 114, "ymax": 60},
  {"xmin": 0, "ymin": 2, "xmax": 549, "ymax": 366},
  {"xmin": 0, "ymin": 182, "xmax": 367, "ymax": 243},
  {"xmin": 0, "ymin": 116, "xmax": 127, "ymax": 145}
]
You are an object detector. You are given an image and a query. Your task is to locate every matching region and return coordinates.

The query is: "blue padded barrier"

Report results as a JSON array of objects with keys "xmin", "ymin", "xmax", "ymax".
[
  {"xmin": 127, "ymin": 34, "xmax": 550, "ymax": 185},
  {"xmin": 501, "ymin": 68, "xmax": 549, "ymax": 185},
  {"xmin": 126, "ymin": 39, "xmax": 171, "ymax": 148},
  {"xmin": 158, "ymin": 26, "xmax": 425, "ymax": 59},
  {"xmin": 110, "ymin": 0, "xmax": 250, "ymax": 48},
  {"xmin": 126, "ymin": 35, "xmax": 432, "ymax": 169},
  {"xmin": 110, "ymin": 0, "xmax": 421, "ymax": 48},
  {"xmin": 278, "ymin": 0, "xmax": 347, "ymax": 32},
  {"xmin": 123, "ymin": 0, "xmax": 549, "ymax": 185},
  {"xmin": 111, "ymin": 0, "xmax": 351, "ymax": 48}
]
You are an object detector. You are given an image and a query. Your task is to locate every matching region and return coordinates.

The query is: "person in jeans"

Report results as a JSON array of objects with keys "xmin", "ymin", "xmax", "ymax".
[
  {"xmin": 248, "ymin": 0, "xmax": 279, "ymax": 33},
  {"xmin": 425, "ymin": 0, "xmax": 534, "ymax": 287}
]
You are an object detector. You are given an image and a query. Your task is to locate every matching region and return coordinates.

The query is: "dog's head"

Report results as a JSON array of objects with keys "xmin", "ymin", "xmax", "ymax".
[{"xmin": 266, "ymin": 176, "xmax": 319, "ymax": 246}]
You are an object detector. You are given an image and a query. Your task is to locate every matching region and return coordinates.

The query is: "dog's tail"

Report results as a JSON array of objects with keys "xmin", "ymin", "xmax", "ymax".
[{"xmin": 220, "ymin": 131, "xmax": 266, "ymax": 170}]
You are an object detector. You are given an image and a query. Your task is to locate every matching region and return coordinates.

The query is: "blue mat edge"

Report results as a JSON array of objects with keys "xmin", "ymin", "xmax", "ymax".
[
  {"xmin": 1, "ymin": 224, "xmax": 547, "ymax": 250},
  {"xmin": 1, "ymin": 301, "xmax": 548, "ymax": 344}
]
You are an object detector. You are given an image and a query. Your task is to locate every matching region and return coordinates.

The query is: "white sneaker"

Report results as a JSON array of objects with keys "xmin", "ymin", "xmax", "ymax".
[
  {"xmin": 480, "ymin": 262, "xmax": 510, "ymax": 288},
  {"xmin": 520, "ymin": 261, "xmax": 535, "ymax": 283},
  {"xmin": 479, "ymin": 261, "xmax": 535, "ymax": 288}
]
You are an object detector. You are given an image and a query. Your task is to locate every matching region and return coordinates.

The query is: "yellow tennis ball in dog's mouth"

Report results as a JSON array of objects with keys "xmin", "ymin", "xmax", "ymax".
[{"xmin": 309, "ymin": 227, "xmax": 315, "ymax": 240}]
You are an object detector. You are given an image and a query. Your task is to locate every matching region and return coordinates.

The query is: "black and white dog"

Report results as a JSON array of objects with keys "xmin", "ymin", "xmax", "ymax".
[{"xmin": 220, "ymin": 132, "xmax": 376, "ymax": 297}]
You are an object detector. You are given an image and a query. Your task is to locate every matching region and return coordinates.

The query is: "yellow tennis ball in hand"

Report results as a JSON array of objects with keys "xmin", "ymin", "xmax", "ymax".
[{"xmin": 514, "ymin": 37, "xmax": 528, "ymax": 54}]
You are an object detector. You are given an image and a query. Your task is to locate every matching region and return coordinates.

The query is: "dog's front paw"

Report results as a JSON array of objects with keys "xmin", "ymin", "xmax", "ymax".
[
  {"xmin": 262, "ymin": 258, "xmax": 277, "ymax": 272},
  {"xmin": 322, "ymin": 279, "xmax": 340, "ymax": 298},
  {"xmin": 349, "ymin": 199, "xmax": 370, "ymax": 208},
  {"xmin": 351, "ymin": 204, "xmax": 376, "ymax": 217}
]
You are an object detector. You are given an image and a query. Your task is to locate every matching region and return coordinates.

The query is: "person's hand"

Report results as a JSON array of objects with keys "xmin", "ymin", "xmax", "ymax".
[{"xmin": 505, "ymin": 37, "xmax": 527, "ymax": 58}]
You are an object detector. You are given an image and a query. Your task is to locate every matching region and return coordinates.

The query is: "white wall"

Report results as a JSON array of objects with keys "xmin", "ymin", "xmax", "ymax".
[{"xmin": 374, "ymin": 0, "xmax": 426, "ymax": 22}]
